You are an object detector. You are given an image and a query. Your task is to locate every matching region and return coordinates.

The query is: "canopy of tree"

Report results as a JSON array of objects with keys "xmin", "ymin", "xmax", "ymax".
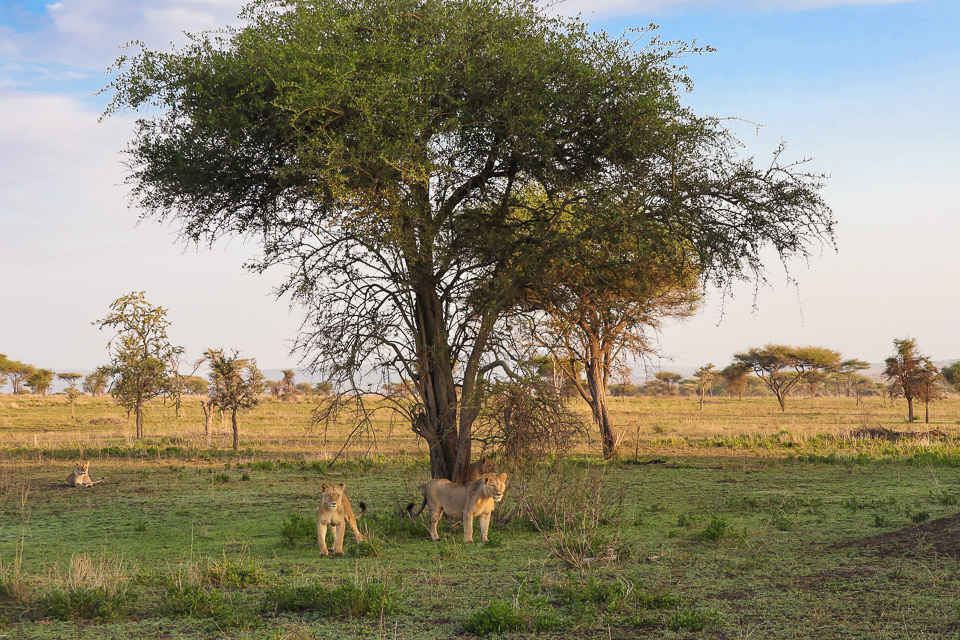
[
  {"xmin": 735, "ymin": 344, "xmax": 841, "ymax": 411},
  {"xmin": 106, "ymin": 0, "xmax": 833, "ymax": 479}
]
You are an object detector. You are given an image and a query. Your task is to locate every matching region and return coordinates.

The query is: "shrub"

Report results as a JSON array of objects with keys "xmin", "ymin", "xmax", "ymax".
[
  {"xmin": 203, "ymin": 560, "xmax": 264, "ymax": 588},
  {"xmin": 701, "ymin": 516, "xmax": 729, "ymax": 542},
  {"xmin": 463, "ymin": 594, "xmax": 561, "ymax": 635},
  {"xmin": 213, "ymin": 472, "xmax": 231, "ymax": 483},
  {"xmin": 280, "ymin": 512, "xmax": 317, "ymax": 547}
]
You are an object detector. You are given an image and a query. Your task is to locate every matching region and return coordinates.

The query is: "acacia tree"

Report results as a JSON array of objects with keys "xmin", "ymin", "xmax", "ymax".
[
  {"xmin": 107, "ymin": 0, "xmax": 832, "ymax": 480},
  {"xmin": 837, "ymin": 359, "xmax": 869, "ymax": 401},
  {"xmin": 95, "ymin": 292, "xmax": 183, "ymax": 438},
  {"xmin": 205, "ymin": 349, "xmax": 265, "ymax": 452},
  {"xmin": 721, "ymin": 362, "xmax": 751, "ymax": 400},
  {"xmin": 1, "ymin": 357, "xmax": 34, "ymax": 395},
  {"xmin": 735, "ymin": 345, "xmax": 840, "ymax": 411},
  {"xmin": 655, "ymin": 372, "xmax": 683, "ymax": 396},
  {"xmin": 57, "ymin": 372, "xmax": 84, "ymax": 390},
  {"xmin": 942, "ymin": 361, "xmax": 960, "ymax": 391}
]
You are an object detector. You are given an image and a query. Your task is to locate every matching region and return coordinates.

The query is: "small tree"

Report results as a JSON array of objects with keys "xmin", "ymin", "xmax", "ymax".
[
  {"xmin": 721, "ymin": 363, "xmax": 751, "ymax": 400},
  {"xmin": 26, "ymin": 369, "xmax": 54, "ymax": 396},
  {"xmin": 693, "ymin": 364, "xmax": 716, "ymax": 411},
  {"xmin": 206, "ymin": 349, "xmax": 265, "ymax": 452},
  {"xmin": 83, "ymin": 370, "xmax": 109, "ymax": 397},
  {"xmin": 184, "ymin": 376, "xmax": 209, "ymax": 395},
  {"xmin": 882, "ymin": 338, "xmax": 934, "ymax": 423},
  {"xmin": 803, "ymin": 370, "xmax": 827, "ymax": 398},
  {"xmin": 314, "ymin": 381, "xmax": 333, "ymax": 396},
  {"xmin": 65, "ymin": 387, "xmax": 81, "ymax": 421},
  {"xmin": 95, "ymin": 292, "xmax": 183, "ymax": 438},
  {"xmin": 734, "ymin": 345, "xmax": 841, "ymax": 412},
  {"xmin": 57, "ymin": 372, "xmax": 84, "ymax": 390},
  {"xmin": 279, "ymin": 370, "xmax": 297, "ymax": 401},
  {"xmin": 838, "ymin": 359, "xmax": 870, "ymax": 401}
]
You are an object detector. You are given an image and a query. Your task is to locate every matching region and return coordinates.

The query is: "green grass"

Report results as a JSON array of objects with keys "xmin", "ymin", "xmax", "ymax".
[{"xmin": 4, "ymin": 395, "xmax": 960, "ymax": 637}]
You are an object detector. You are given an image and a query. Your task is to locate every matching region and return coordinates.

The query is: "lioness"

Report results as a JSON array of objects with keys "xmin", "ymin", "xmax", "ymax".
[
  {"xmin": 462, "ymin": 455, "xmax": 495, "ymax": 483},
  {"xmin": 408, "ymin": 472, "xmax": 507, "ymax": 543},
  {"xmin": 65, "ymin": 461, "xmax": 97, "ymax": 488},
  {"xmin": 317, "ymin": 483, "xmax": 366, "ymax": 556}
]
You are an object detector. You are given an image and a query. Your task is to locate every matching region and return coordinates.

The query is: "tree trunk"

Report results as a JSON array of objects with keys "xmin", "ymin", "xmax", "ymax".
[
  {"xmin": 906, "ymin": 396, "xmax": 914, "ymax": 422},
  {"xmin": 200, "ymin": 400, "xmax": 214, "ymax": 444},
  {"xmin": 412, "ymin": 287, "xmax": 460, "ymax": 480},
  {"xmin": 776, "ymin": 393, "xmax": 786, "ymax": 412},
  {"xmin": 135, "ymin": 401, "xmax": 143, "ymax": 438},
  {"xmin": 584, "ymin": 348, "xmax": 618, "ymax": 459},
  {"xmin": 699, "ymin": 389, "xmax": 704, "ymax": 412},
  {"xmin": 925, "ymin": 401, "xmax": 929, "ymax": 424},
  {"xmin": 232, "ymin": 408, "xmax": 239, "ymax": 452}
]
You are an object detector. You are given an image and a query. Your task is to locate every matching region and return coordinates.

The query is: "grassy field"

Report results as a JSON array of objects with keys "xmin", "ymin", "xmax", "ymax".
[{"xmin": 2, "ymin": 394, "xmax": 960, "ymax": 638}]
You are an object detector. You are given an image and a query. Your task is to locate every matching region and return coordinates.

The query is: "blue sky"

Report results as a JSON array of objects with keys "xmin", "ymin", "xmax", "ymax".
[{"xmin": 1, "ymin": 0, "xmax": 958, "ymax": 378}]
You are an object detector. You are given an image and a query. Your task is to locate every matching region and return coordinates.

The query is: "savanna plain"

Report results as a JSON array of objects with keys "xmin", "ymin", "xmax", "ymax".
[{"xmin": 3, "ymin": 394, "xmax": 960, "ymax": 639}]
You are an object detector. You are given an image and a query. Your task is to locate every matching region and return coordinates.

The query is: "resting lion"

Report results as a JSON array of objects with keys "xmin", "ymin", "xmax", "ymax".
[
  {"xmin": 317, "ymin": 482, "xmax": 366, "ymax": 556},
  {"xmin": 65, "ymin": 461, "xmax": 99, "ymax": 488},
  {"xmin": 462, "ymin": 455, "xmax": 495, "ymax": 483},
  {"xmin": 407, "ymin": 472, "xmax": 507, "ymax": 543}
]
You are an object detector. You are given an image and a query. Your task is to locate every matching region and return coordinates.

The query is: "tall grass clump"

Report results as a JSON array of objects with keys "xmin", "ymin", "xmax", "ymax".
[
  {"xmin": 280, "ymin": 512, "xmax": 317, "ymax": 547},
  {"xmin": 34, "ymin": 554, "xmax": 134, "ymax": 621},
  {"xmin": 517, "ymin": 464, "xmax": 625, "ymax": 570}
]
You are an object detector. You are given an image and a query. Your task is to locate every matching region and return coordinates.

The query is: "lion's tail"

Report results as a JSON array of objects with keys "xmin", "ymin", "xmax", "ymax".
[
  {"xmin": 407, "ymin": 494, "xmax": 427, "ymax": 520},
  {"xmin": 357, "ymin": 501, "xmax": 367, "ymax": 518}
]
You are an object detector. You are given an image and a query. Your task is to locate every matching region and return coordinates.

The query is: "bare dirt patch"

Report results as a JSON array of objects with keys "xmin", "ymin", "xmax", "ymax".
[{"xmin": 841, "ymin": 513, "xmax": 960, "ymax": 559}]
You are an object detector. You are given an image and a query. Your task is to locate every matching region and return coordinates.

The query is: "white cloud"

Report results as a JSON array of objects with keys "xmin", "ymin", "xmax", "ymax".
[{"xmin": 548, "ymin": 0, "xmax": 922, "ymax": 17}]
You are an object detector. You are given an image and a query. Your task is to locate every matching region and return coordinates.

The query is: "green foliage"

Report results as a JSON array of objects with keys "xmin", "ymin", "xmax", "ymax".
[
  {"xmin": 261, "ymin": 579, "xmax": 401, "ymax": 618},
  {"xmin": 25, "ymin": 369, "xmax": 54, "ymax": 396},
  {"xmin": 204, "ymin": 348, "xmax": 265, "ymax": 451},
  {"xmin": 701, "ymin": 515, "xmax": 730, "ymax": 542},
  {"xmin": 94, "ymin": 291, "xmax": 183, "ymax": 437},
  {"xmin": 82, "ymin": 369, "xmax": 109, "ymax": 396},
  {"xmin": 734, "ymin": 345, "xmax": 842, "ymax": 411},
  {"xmin": 279, "ymin": 512, "xmax": 316, "ymax": 547},
  {"xmin": 463, "ymin": 593, "xmax": 561, "ymax": 635},
  {"xmin": 202, "ymin": 560, "xmax": 264, "ymax": 588},
  {"xmin": 667, "ymin": 606, "xmax": 723, "ymax": 632}
]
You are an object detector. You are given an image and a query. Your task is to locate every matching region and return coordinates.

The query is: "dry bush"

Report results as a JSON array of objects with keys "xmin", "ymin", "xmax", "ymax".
[
  {"xmin": 473, "ymin": 380, "xmax": 589, "ymax": 461},
  {"xmin": 516, "ymin": 464, "xmax": 625, "ymax": 570}
]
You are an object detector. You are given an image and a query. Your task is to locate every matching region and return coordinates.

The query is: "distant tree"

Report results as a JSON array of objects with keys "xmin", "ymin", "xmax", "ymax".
[
  {"xmin": 65, "ymin": 387, "xmax": 81, "ymax": 421},
  {"xmin": 803, "ymin": 370, "xmax": 827, "ymax": 398},
  {"xmin": 206, "ymin": 349, "xmax": 265, "ymax": 452},
  {"xmin": 693, "ymin": 364, "xmax": 717, "ymax": 411},
  {"xmin": 184, "ymin": 376, "xmax": 209, "ymax": 395},
  {"xmin": 94, "ymin": 291, "xmax": 183, "ymax": 438},
  {"xmin": 26, "ymin": 369, "xmax": 54, "ymax": 396},
  {"xmin": 734, "ymin": 345, "xmax": 841, "ymax": 412},
  {"xmin": 721, "ymin": 363, "xmax": 751, "ymax": 400},
  {"xmin": 640, "ymin": 379, "xmax": 671, "ymax": 396},
  {"xmin": 296, "ymin": 382, "xmax": 313, "ymax": 395},
  {"xmin": 942, "ymin": 361, "xmax": 960, "ymax": 392},
  {"xmin": 57, "ymin": 372, "xmax": 84, "ymax": 390},
  {"xmin": 655, "ymin": 372, "xmax": 683, "ymax": 396},
  {"xmin": 0, "ymin": 354, "xmax": 8, "ymax": 390},
  {"xmin": 837, "ymin": 359, "xmax": 870, "ymax": 402},
  {"xmin": 850, "ymin": 374, "xmax": 874, "ymax": 405},
  {"xmin": 83, "ymin": 370, "xmax": 109, "ymax": 397},
  {"xmin": 882, "ymin": 338, "xmax": 933, "ymax": 423},
  {"xmin": 279, "ymin": 370, "xmax": 297, "ymax": 401},
  {"xmin": 313, "ymin": 381, "xmax": 333, "ymax": 396},
  {"xmin": 915, "ymin": 359, "xmax": 945, "ymax": 424},
  {"xmin": 2, "ymin": 357, "xmax": 34, "ymax": 395},
  {"xmin": 266, "ymin": 380, "xmax": 282, "ymax": 399}
]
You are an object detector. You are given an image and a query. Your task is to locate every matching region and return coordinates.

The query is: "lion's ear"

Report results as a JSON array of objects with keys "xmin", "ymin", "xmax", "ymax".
[
  {"xmin": 499, "ymin": 473, "xmax": 507, "ymax": 483},
  {"xmin": 338, "ymin": 483, "xmax": 345, "ymax": 490},
  {"xmin": 480, "ymin": 455, "xmax": 489, "ymax": 463},
  {"xmin": 321, "ymin": 483, "xmax": 328, "ymax": 491},
  {"xmin": 483, "ymin": 475, "xmax": 490, "ymax": 484}
]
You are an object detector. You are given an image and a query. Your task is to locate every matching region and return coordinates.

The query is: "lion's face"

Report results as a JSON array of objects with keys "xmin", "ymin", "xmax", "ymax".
[
  {"xmin": 481, "ymin": 473, "xmax": 507, "ymax": 502},
  {"xmin": 75, "ymin": 462, "xmax": 89, "ymax": 474},
  {"xmin": 478, "ymin": 455, "xmax": 495, "ymax": 475},
  {"xmin": 321, "ymin": 483, "xmax": 346, "ymax": 510}
]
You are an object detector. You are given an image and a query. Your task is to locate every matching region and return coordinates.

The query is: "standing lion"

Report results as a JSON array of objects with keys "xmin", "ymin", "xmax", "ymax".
[
  {"xmin": 317, "ymin": 482, "xmax": 366, "ymax": 556},
  {"xmin": 408, "ymin": 473, "xmax": 507, "ymax": 543}
]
